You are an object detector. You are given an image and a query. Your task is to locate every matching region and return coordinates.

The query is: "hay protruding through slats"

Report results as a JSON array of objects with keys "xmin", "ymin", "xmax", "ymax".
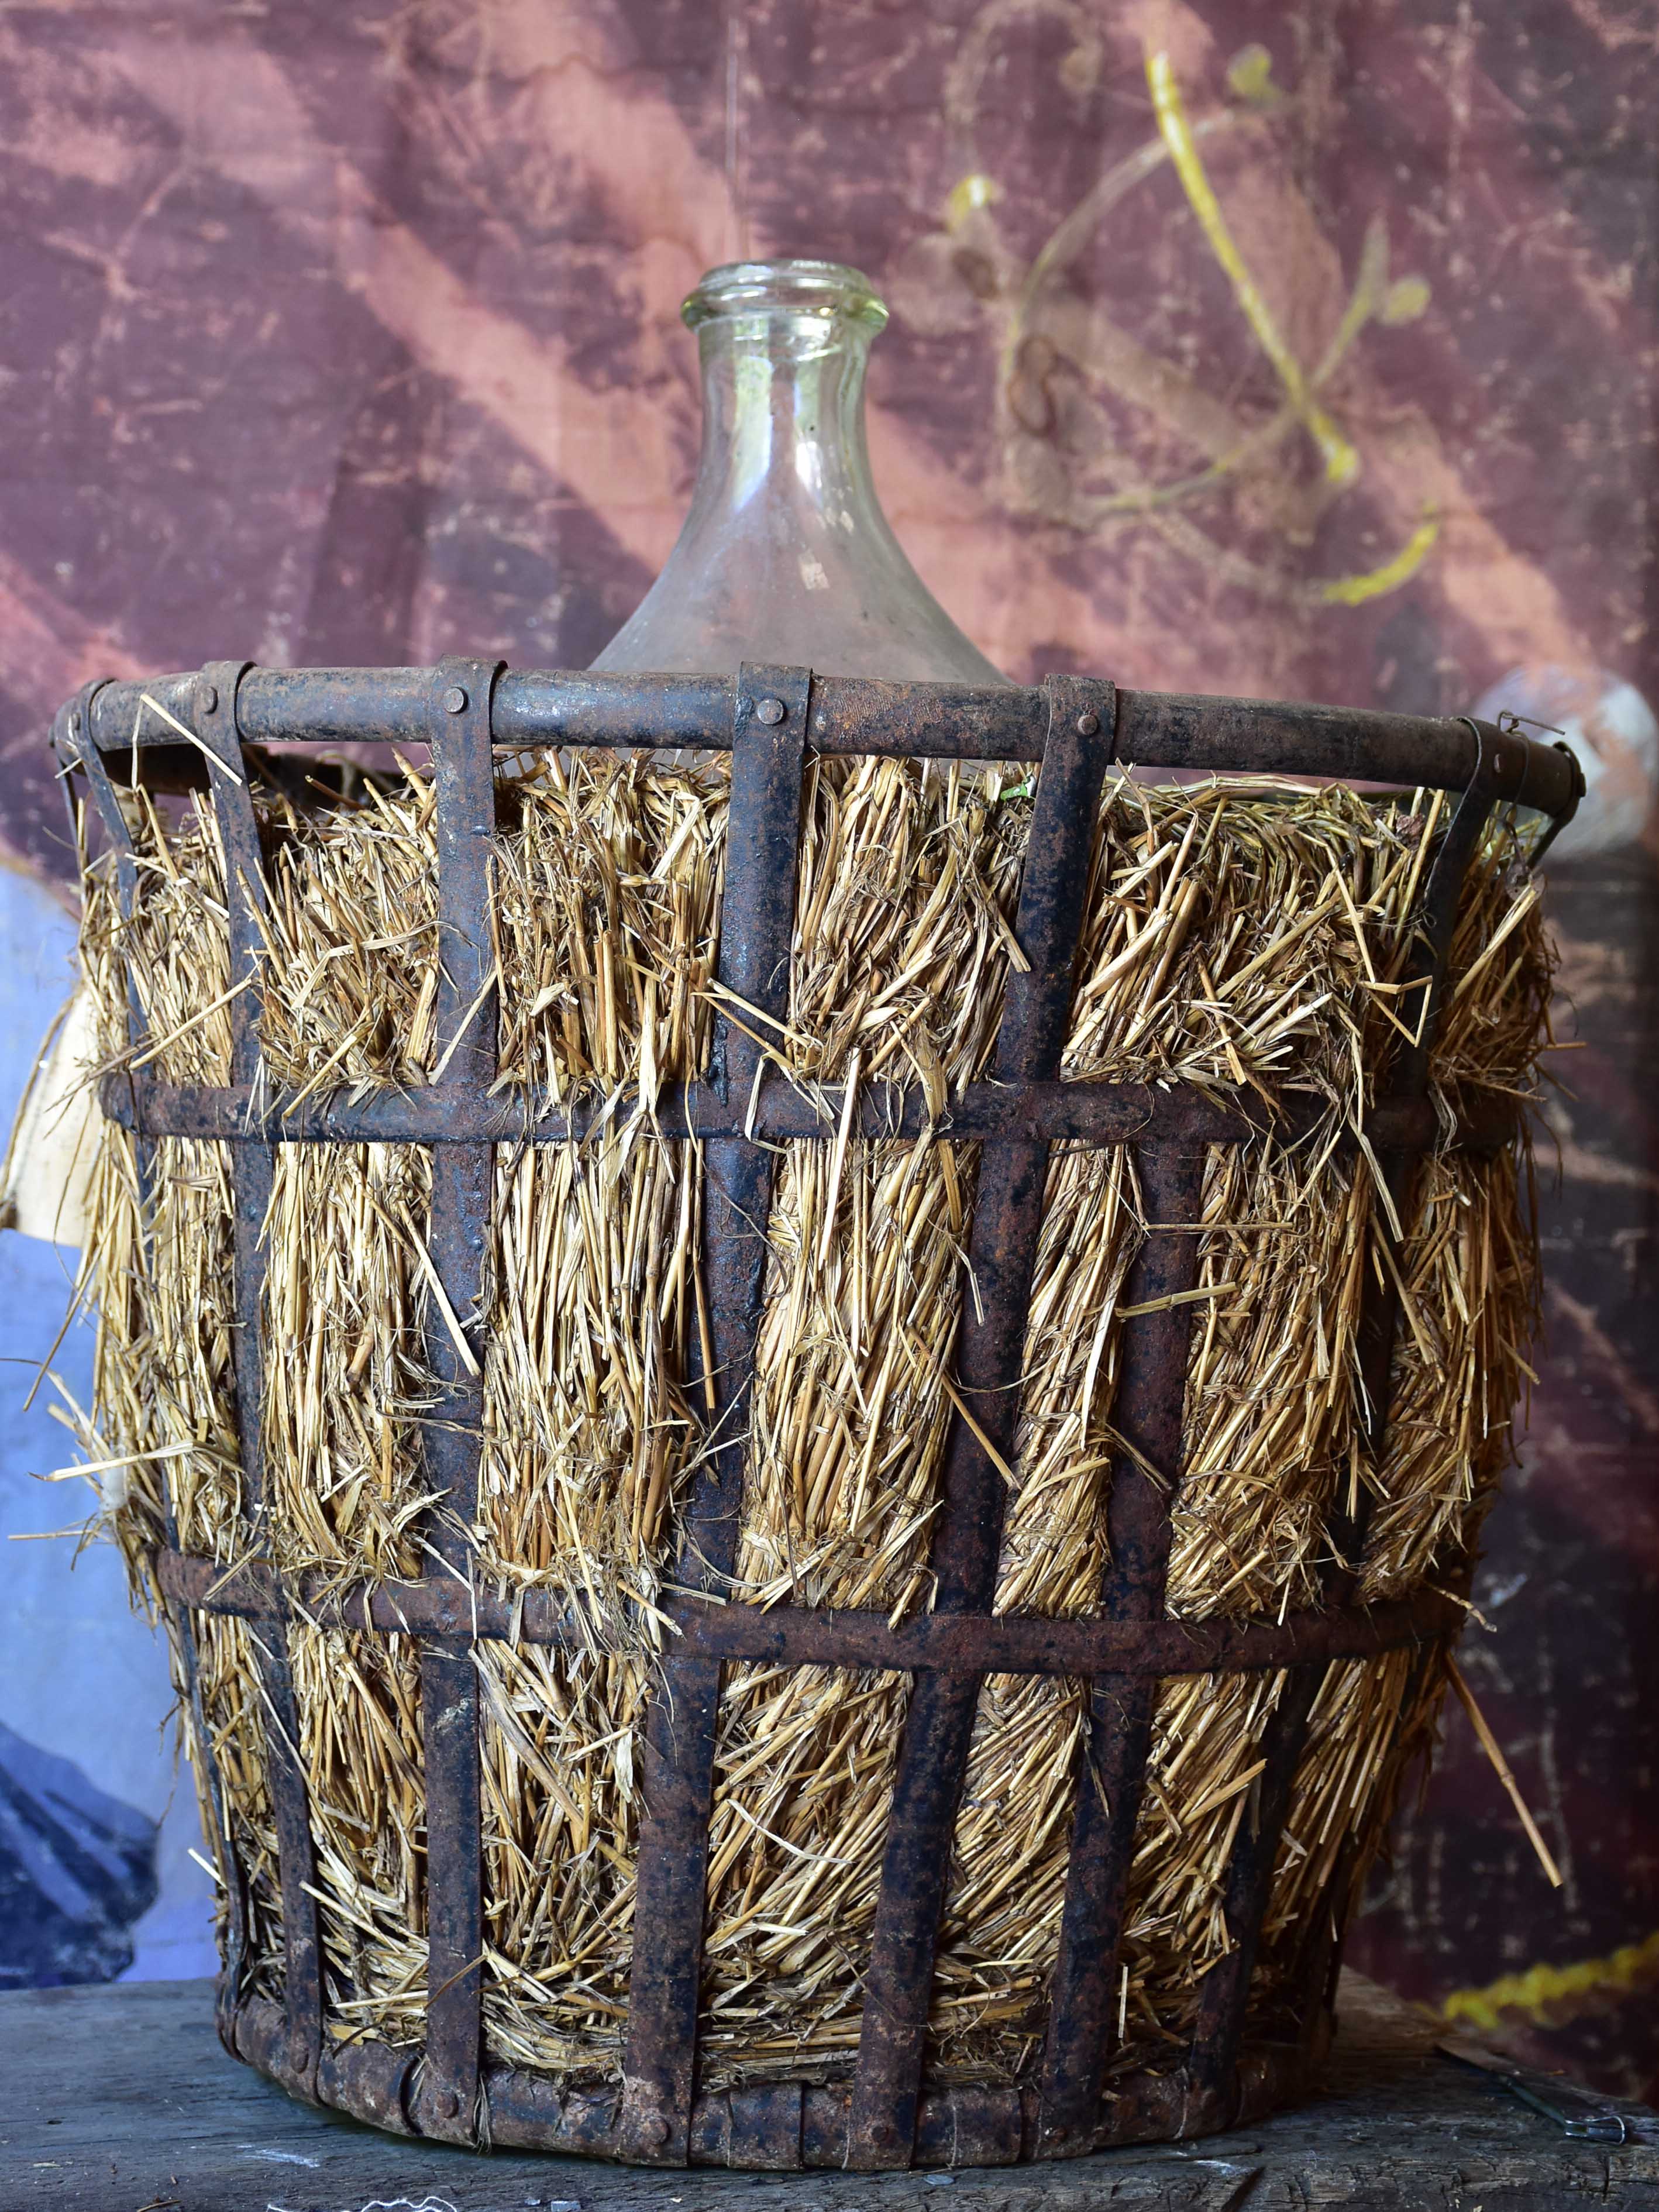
[{"xmin": 71, "ymin": 746, "xmax": 1551, "ymax": 2085}]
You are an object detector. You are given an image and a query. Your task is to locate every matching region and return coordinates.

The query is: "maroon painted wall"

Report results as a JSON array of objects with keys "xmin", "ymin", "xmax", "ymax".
[{"xmin": 1, "ymin": 0, "xmax": 1653, "ymax": 2090}]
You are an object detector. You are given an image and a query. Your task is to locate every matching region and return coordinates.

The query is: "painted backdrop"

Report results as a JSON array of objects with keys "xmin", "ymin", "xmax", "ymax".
[{"xmin": 0, "ymin": 0, "xmax": 1654, "ymax": 2095}]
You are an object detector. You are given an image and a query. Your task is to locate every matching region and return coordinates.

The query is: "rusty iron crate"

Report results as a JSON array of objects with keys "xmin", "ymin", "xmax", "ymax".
[{"xmin": 53, "ymin": 660, "xmax": 1579, "ymax": 2170}]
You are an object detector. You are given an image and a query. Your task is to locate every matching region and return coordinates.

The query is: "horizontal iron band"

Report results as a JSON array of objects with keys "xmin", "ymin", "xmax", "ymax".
[
  {"xmin": 73, "ymin": 665, "xmax": 1577, "ymax": 816},
  {"xmin": 159, "ymin": 1548, "xmax": 1459, "ymax": 1678},
  {"xmin": 233, "ymin": 1987, "xmax": 1310, "ymax": 2164},
  {"xmin": 232, "ymin": 1987, "xmax": 1312, "ymax": 2163},
  {"xmin": 102, "ymin": 1072, "xmax": 1519, "ymax": 1154}
]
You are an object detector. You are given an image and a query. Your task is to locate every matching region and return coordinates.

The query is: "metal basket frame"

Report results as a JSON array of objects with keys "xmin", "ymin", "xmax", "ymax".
[{"xmin": 53, "ymin": 661, "xmax": 1580, "ymax": 2169}]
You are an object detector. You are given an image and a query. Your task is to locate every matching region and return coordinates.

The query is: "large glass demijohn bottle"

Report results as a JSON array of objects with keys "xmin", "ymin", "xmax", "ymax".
[{"xmin": 592, "ymin": 259, "xmax": 1010, "ymax": 683}]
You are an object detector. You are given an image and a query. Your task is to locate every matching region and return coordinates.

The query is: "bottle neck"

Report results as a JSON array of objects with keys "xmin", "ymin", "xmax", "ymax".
[
  {"xmin": 690, "ymin": 300, "xmax": 878, "ymax": 560},
  {"xmin": 591, "ymin": 260, "xmax": 1008, "ymax": 684}
]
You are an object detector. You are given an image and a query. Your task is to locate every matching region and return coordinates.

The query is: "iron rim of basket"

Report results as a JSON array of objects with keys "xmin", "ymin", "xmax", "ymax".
[{"xmin": 53, "ymin": 662, "xmax": 1582, "ymax": 2170}]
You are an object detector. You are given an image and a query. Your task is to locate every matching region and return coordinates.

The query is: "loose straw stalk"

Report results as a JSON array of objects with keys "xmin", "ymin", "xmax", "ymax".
[{"xmin": 1446, "ymin": 1656, "xmax": 1564, "ymax": 1888}]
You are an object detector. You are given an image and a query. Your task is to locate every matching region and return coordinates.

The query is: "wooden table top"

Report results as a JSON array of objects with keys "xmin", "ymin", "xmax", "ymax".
[{"xmin": 5, "ymin": 1973, "xmax": 1657, "ymax": 2211}]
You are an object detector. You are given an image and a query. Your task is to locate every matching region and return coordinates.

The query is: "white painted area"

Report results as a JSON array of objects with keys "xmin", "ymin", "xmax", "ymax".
[
  {"xmin": 1474, "ymin": 665, "xmax": 1659, "ymax": 858},
  {"xmin": 3, "ymin": 979, "xmax": 98, "ymax": 1247},
  {"xmin": 0, "ymin": 862, "xmax": 216, "ymax": 1982}
]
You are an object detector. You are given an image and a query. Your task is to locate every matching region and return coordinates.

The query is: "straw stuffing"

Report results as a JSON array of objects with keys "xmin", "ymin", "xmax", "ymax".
[{"xmin": 70, "ymin": 744, "xmax": 1553, "ymax": 2089}]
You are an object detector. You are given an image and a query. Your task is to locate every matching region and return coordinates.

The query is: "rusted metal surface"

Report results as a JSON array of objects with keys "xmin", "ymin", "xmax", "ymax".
[
  {"xmin": 1183, "ymin": 1662, "xmax": 1326, "ymax": 2130},
  {"xmin": 495, "ymin": 668, "xmax": 734, "ymax": 754},
  {"xmin": 1340, "ymin": 728, "xmax": 1505, "ymax": 1582},
  {"xmin": 230, "ymin": 1990, "xmax": 313, "ymax": 2103},
  {"xmin": 1379, "ymin": 725, "xmax": 1504, "ymax": 1140},
  {"xmin": 224, "ymin": 1986, "xmax": 1319, "ymax": 2165},
  {"xmin": 195, "ymin": 661, "xmax": 326, "ymax": 2101},
  {"xmin": 483, "ymin": 2065, "xmax": 627, "ymax": 2156},
  {"xmin": 1036, "ymin": 1144, "xmax": 1209, "ymax": 2154},
  {"xmin": 619, "ymin": 665, "xmax": 810, "ymax": 2167},
  {"xmin": 984, "ymin": 679, "xmax": 1118, "ymax": 1089},
  {"xmin": 96, "ymin": 1069, "xmax": 1524, "ymax": 1154},
  {"xmin": 74, "ymin": 663, "xmax": 1578, "ymax": 817},
  {"xmin": 56, "ymin": 681, "xmax": 252, "ymax": 2053},
  {"xmin": 1225, "ymin": 753, "xmax": 1514, "ymax": 2120},
  {"xmin": 157, "ymin": 1542, "xmax": 1460, "ymax": 1674},
  {"xmin": 414, "ymin": 1637, "xmax": 484, "ymax": 2142},
  {"xmin": 1523, "ymin": 738, "xmax": 1586, "ymax": 866},
  {"xmin": 1181, "ymin": 734, "xmax": 1506, "ymax": 2133},
  {"xmin": 1115, "ymin": 693, "xmax": 1568, "ymax": 814},
  {"xmin": 619, "ymin": 1650, "xmax": 725, "ymax": 2165},
  {"xmin": 845, "ymin": 1674, "xmax": 985, "ymax": 2167},
  {"xmin": 316, "ymin": 2030, "xmax": 419, "ymax": 2136},
  {"xmin": 846, "ymin": 680, "xmax": 1117, "ymax": 2171},
  {"xmin": 409, "ymin": 659, "xmax": 500, "ymax": 2145},
  {"xmin": 912, "ymin": 2086, "xmax": 1028, "ymax": 2168},
  {"xmin": 1095, "ymin": 1151, "xmax": 1211, "ymax": 1622},
  {"xmin": 685, "ymin": 2082, "xmax": 808, "ymax": 2169},
  {"xmin": 59, "ymin": 658, "xmax": 1577, "ymax": 2168},
  {"xmin": 233, "ymin": 1993, "xmax": 419, "ymax": 2134},
  {"xmin": 1289, "ymin": 1647, "xmax": 1443, "ymax": 2082}
]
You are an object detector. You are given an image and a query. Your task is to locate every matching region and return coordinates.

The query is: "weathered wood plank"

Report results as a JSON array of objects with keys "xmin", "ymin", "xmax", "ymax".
[{"xmin": 4, "ymin": 1976, "xmax": 1657, "ymax": 2210}]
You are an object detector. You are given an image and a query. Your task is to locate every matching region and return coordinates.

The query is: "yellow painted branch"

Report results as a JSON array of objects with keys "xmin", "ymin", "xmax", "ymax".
[
  {"xmin": 1320, "ymin": 514, "xmax": 1441, "ymax": 606},
  {"xmin": 1147, "ymin": 49, "xmax": 1359, "ymax": 488},
  {"xmin": 1441, "ymin": 1926, "xmax": 1659, "ymax": 2033}
]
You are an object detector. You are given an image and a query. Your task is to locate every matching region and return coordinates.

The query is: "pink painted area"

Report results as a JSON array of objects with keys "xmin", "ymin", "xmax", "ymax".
[{"xmin": 0, "ymin": 0, "xmax": 1651, "ymax": 2091}]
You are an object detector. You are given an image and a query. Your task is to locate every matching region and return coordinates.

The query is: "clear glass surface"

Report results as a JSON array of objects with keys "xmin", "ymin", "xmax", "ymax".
[{"xmin": 592, "ymin": 259, "xmax": 1010, "ymax": 683}]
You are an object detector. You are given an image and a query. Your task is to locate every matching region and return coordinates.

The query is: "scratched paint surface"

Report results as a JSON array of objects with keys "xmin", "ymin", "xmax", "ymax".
[{"xmin": 0, "ymin": 0, "xmax": 1653, "ymax": 2094}]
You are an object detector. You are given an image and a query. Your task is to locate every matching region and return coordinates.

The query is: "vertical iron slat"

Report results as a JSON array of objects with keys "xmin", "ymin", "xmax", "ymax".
[
  {"xmin": 411, "ymin": 658, "xmax": 500, "ymax": 2143},
  {"xmin": 195, "ymin": 660, "xmax": 325, "ymax": 2096},
  {"xmin": 619, "ymin": 663, "xmax": 810, "ymax": 2166},
  {"xmin": 1340, "ymin": 728, "xmax": 1503, "ymax": 1575},
  {"xmin": 1182, "ymin": 733, "xmax": 1502, "ymax": 2129},
  {"xmin": 845, "ymin": 677, "xmax": 1115, "ymax": 2171},
  {"xmin": 1288, "ymin": 1633, "xmax": 1441, "ymax": 2080},
  {"xmin": 1034, "ymin": 1143, "xmax": 1207, "ymax": 2153},
  {"xmin": 60, "ymin": 683, "xmax": 252, "ymax": 2048},
  {"xmin": 1290, "ymin": 744, "xmax": 1531, "ymax": 2078}
]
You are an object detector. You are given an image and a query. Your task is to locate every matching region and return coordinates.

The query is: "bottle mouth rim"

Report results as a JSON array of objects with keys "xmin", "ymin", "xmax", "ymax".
[{"xmin": 683, "ymin": 259, "xmax": 889, "ymax": 332}]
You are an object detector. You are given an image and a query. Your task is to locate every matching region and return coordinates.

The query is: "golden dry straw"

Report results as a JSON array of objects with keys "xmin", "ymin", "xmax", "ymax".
[{"xmin": 68, "ymin": 745, "xmax": 1553, "ymax": 2089}]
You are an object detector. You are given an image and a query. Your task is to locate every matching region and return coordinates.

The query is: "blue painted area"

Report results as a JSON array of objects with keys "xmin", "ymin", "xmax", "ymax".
[
  {"xmin": 0, "ymin": 864, "xmax": 216, "ymax": 1983},
  {"xmin": 0, "ymin": 1715, "xmax": 157, "ymax": 1987}
]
